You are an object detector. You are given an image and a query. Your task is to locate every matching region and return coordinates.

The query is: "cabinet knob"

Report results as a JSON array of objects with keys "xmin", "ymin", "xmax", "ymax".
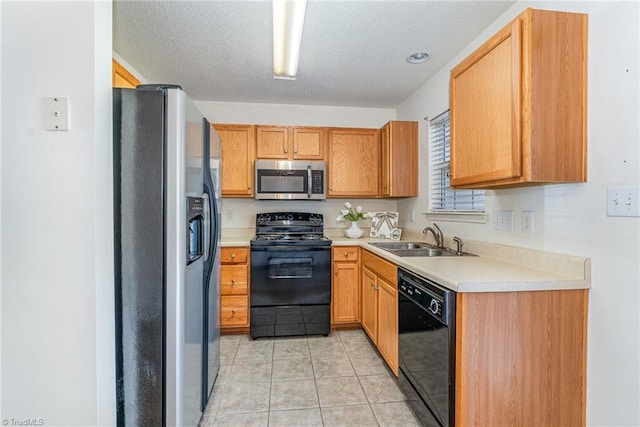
[
  {"xmin": 330, "ymin": 187, "xmax": 334, "ymax": 191},
  {"xmin": 294, "ymin": 149, "xmax": 298, "ymax": 154},
  {"xmin": 248, "ymin": 185, "xmax": 251, "ymax": 190},
  {"xmin": 343, "ymin": 252, "xmax": 348, "ymax": 257},
  {"xmin": 231, "ymin": 309, "xmax": 236, "ymax": 315},
  {"xmin": 231, "ymin": 253, "xmax": 236, "ymax": 259},
  {"xmin": 334, "ymin": 270, "xmax": 338, "ymax": 275},
  {"xmin": 231, "ymin": 278, "xmax": 236, "ymax": 285}
]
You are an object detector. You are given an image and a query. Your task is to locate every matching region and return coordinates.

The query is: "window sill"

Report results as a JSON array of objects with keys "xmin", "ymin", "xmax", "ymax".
[{"xmin": 423, "ymin": 211, "xmax": 488, "ymax": 224}]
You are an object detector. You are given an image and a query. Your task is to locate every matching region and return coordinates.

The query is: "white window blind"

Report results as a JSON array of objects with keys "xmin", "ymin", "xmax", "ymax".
[{"xmin": 429, "ymin": 111, "xmax": 485, "ymax": 212}]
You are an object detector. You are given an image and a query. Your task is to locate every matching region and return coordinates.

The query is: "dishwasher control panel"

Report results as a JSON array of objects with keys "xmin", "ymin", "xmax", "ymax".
[{"xmin": 398, "ymin": 269, "xmax": 451, "ymax": 324}]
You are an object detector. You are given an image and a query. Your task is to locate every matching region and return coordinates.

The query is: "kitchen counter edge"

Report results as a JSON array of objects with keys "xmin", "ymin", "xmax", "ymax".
[{"xmin": 220, "ymin": 233, "xmax": 591, "ymax": 293}]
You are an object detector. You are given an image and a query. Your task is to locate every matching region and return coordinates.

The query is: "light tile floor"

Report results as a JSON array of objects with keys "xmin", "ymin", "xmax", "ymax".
[{"xmin": 199, "ymin": 329, "xmax": 421, "ymax": 427}]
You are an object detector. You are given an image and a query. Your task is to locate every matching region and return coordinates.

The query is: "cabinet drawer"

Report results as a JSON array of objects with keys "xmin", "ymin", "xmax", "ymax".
[
  {"xmin": 221, "ymin": 265, "xmax": 248, "ymax": 295},
  {"xmin": 220, "ymin": 295, "xmax": 248, "ymax": 326},
  {"xmin": 362, "ymin": 250, "xmax": 397, "ymax": 285},
  {"xmin": 221, "ymin": 247, "xmax": 249, "ymax": 264},
  {"xmin": 332, "ymin": 246, "xmax": 359, "ymax": 262}
]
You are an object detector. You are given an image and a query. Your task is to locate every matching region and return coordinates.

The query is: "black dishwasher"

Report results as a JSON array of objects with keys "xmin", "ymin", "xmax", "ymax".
[{"xmin": 397, "ymin": 268, "xmax": 456, "ymax": 427}]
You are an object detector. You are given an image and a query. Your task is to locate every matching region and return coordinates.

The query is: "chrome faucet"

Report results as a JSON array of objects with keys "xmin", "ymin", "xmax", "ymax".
[
  {"xmin": 423, "ymin": 223, "xmax": 444, "ymax": 248},
  {"xmin": 452, "ymin": 236, "xmax": 464, "ymax": 255}
]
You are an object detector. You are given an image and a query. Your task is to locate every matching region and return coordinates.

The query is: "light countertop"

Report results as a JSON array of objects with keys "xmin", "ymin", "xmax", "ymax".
[{"xmin": 220, "ymin": 228, "xmax": 591, "ymax": 293}]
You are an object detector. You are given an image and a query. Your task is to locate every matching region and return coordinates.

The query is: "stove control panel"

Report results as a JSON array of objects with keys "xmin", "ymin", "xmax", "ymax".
[{"xmin": 256, "ymin": 212, "xmax": 324, "ymax": 226}]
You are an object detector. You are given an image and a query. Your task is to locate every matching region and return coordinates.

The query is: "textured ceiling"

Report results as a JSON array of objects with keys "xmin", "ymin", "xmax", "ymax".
[{"xmin": 113, "ymin": 0, "xmax": 514, "ymax": 108}]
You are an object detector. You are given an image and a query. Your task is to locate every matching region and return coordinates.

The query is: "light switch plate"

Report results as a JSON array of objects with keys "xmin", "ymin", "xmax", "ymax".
[
  {"xmin": 607, "ymin": 185, "xmax": 640, "ymax": 217},
  {"xmin": 44, "ymin": 97, "xmax": 70, "ymax": 131}
]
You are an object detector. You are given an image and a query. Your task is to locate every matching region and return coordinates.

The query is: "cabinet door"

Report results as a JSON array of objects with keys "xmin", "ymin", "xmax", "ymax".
[
  {"xmin": 327, "ymin": 128, "xmax": 380, "ymax": 197},
  {"xmin": 450, "ymin": 19, "xmax": 522, "ymax": 186},
  {"xmin": 383, "ymin": 121, "xmax": 418, "ymax": 197},
  {"xmin": 332, "ymin": 261, "xmax": 360, "ymax": 324},
  {"xmin": 361, "ymin": 267, "xmax": 378, "ymax": 342},
  {"xmin": 220, "ymin": 247, "xmax": 249, "ymax": 264},
  {"xmin": 256, "ymin": 126, "xmax": 289, "ymax": 159},
  {"xmin": 221, "ymin": 265, "xmax": 248, "ymax": 295},
  {"xmin": 112, "ymin": 59, "xmax": 141, "ymax": 88},
  {"xmin": 377, "ymin": 277, "xmax": 398, "ymax": 376},
  {"xmin": 293, "ymin": 127, "xmax": 324, "ymax": 159},
  {"xmin": 380, "ymin": 123, "xmax": 390, "ymax": 196},
  {"xmin": 214, "ymin": 125, "xmax": 255, "ymax": 197},
  {"xmin": 220, "ymin": 295, "xmax": 249, "ymax": 327}
]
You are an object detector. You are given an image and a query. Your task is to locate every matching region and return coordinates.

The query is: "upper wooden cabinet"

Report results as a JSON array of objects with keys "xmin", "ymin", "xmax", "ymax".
[
  {"xmin": 380, "ymin": 121, "xmax": 418, "ymax": 197},
  {"xmin": 327, "ymin": 128, "xmax": 380, "ymax": 197},
  {"xmin": 112, "ymin": 59, "xmax": 141, "ymax": 88},
  {"xmin": 450, "ymin": 8, "xmax": 587, "ymax": 188},
  {"xmin": 256, "ymin": 126, "xmax": 325, "ymax": 160},
  {"xmin": 212, "ymin": 124, "xmax": 256, "ymax": 197}
]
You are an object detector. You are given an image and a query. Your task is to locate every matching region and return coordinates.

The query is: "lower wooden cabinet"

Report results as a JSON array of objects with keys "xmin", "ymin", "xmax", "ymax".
[
  {"xmin": 331, "ymin": 247, "xmax": 360, "ymax": 325},
  {"xmin": 455, "ymin": 289, "xmax": 588, "ymax": 425},
  {"xmin": 220, "ymin": 247, "xmax": 249, "ymax": 331},
  {"xmin": 220, "ymin": 295, "xmax": 249, "ymax": 327},
  {"xmin": 376, "ymin": 277, "xmax": 398, "ymax": 375},
  {"xmin": 361, "ymin": 250, "xmax": 398, "ymax": 375},
  {"xmin": 361, "ymin": 267, "xmax": 377, "ymax": 339}
]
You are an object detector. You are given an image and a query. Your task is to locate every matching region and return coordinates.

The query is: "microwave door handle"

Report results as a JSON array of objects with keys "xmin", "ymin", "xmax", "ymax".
[{"xmin": 307, "ymin": 165, "xmax": 312, "ymax": 199}]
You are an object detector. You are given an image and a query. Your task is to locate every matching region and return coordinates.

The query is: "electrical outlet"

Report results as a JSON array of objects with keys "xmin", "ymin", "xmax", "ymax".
[
  {"xmin": 607, "ymin": 185, "xmax": 640, "ymax": 217},
  {"xmin": 410, "ymin": 210, "xmax": 415, "ymax": 222},
  {"xmin": 494, "ymin": 210, "xmax": 514, "ymax": 231},
  {"xmin": 226, "ymin": 209, "xmax": 233, "ymax": 223},
  {"xmin": 521, "ymin": 211, "xmax": 534, "ymax": 233}
]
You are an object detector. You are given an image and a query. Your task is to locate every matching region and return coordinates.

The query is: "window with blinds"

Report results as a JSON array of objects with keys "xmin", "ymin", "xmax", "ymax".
[{"xmin": 429, "ymin": 110, "xmax": 485, "ymax": 212}]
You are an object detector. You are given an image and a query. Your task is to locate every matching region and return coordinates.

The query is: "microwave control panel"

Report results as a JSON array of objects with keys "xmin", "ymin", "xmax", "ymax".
[{"xmin": 311, "ymin": 170, "xmax": 324, "ymax": 194}]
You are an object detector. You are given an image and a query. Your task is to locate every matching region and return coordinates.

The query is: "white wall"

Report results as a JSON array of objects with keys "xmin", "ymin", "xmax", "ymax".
[
  {"xmin": 396, "ymin": 1, "xmax": 640, "ymax": 425},
  {"xmin": 194, "ymin": 101, "xmax": 399, "ymax": 230},
  {"xmin": 0, "ymin": 2, "xmax": 115, "ymax": 425}
]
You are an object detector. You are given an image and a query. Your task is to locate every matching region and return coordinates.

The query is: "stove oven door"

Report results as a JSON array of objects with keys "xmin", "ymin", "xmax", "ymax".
[{"xmin": 250, "ymin": 246, "xmax": 331, "ymax": 338}]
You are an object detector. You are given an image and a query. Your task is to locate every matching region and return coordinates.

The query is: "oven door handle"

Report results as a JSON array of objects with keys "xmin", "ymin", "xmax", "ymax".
[
  {"xmin": 307, "ymin": 165, "xmax": 312, "ymax": 199},
  {"xmin": 251, "ymin": 246, "xmax": 330, "ymax": 252}
]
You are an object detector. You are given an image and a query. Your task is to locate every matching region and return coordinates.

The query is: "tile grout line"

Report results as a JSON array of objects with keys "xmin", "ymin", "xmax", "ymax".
[{"xmin": 339, "ymin": 331, "xmax": 383, "ymax": 427}]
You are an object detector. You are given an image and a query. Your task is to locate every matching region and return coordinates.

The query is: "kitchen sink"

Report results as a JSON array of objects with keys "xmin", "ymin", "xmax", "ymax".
[
  {"xmin": 369, "ymin": 242, "xmax": 429, "ymax": 250},
  {"xmin": 369, "ymin": 241, "xmax": 475, "ymax": 257}
]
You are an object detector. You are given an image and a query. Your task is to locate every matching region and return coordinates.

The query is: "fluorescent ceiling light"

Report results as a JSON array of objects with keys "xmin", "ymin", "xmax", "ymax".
[{"xmin": 273, "ymin": 0, "xmax": 307, "ymax": 80}]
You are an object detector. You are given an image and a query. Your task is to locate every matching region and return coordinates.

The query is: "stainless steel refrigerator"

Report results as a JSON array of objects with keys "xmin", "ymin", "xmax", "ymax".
[{"xmin": 113, "ymin": 85, "xmax": 221, "ymax": 426}]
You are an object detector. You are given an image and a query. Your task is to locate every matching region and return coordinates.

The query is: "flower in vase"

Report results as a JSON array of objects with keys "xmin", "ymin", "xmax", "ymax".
[{"xmin": 336, "ymin": 202, "xmax": 373, "ymax": 223}]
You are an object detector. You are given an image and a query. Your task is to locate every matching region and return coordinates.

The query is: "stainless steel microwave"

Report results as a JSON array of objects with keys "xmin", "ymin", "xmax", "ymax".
[{"xmin": 254, "ymin": 160, "xmax": 326, "ymax": 200}]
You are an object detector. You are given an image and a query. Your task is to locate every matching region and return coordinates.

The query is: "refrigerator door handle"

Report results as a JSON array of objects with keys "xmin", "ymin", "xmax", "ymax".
[
  {"xmin": 202, "ymin": 192, "xmax": 211, "ymax": 262},
  {"xmin": 202, "ymin": 184, "xmax": 218, "ymax": 264}
]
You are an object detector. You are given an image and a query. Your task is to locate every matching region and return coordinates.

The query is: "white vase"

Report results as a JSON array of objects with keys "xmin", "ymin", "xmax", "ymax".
[{"xmin": 344, "ymin": 221, "xmax": 364, "ymax": 239}]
